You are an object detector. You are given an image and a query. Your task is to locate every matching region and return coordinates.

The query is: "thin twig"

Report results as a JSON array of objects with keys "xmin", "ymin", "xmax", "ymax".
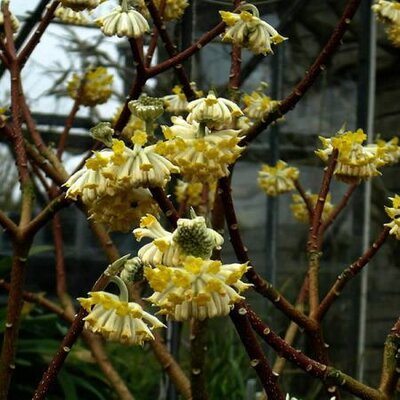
[
  {"xmin": 231, "ymin": 304, "xmax": 284, "ymax": 400},
  {"xmin": 294, "ymin": 179, "xmax": 314, "ymax": 220},
  {"xmin": 378, "ymin": 318, "xmax": 400, "ymax": 398},
  {"xmin": 17, "ymin": 1, "xmax": 60, "ymax": 67},
  {"xmin": 317, "ymin": 227, "xmax": 390, "ymax": 321}
]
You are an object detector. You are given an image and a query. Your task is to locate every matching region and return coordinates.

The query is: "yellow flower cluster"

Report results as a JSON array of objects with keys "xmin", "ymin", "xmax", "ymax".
[
  {"xmin": 134, "ymin": 214, "xmax": 250, "ymax": 321},
  {"xmin": 384, "ymin": 195, "xmax": 400, "ymax": 239},
  {"xmin": 65, "ymin": 130, "xmax": 179, "ymax": 231},
  {"xmin": 290, "ymin": 193, "xmax": 334, "ymax": 224},
  {"xmin": 154, "ymin": 0, "xmax": 189, "ymax": 20},
  {"xmin": 67, "ymin": 66, "xmax": 113, "ymax": 107},
  {"xmin": 155, "ymin": 116, "xmax": 243, "ymax": 183},
  {"xmin": 316, "ymin": 129, "xmax": 382, "ymax": 183},
  {"xmin": 372, "ymin": 1, "xmax": 400, "ymax": 47},
  {"xmin": 219, "ymin": 5, "xmax": 287, "ymax": 55},
  {"xmin": 79, "ymin": 291, "xmax": 165, "ymax": 345},
  {"xmin": 175, "ymin": 180, "xmax": 216, "ymax": 209},
  {"xmin": 145, "ymin": 256, "xmax": 250, "ymax": 321},
  {"xmin": 243, "ymin": 89, "xmax": 280, "ymax": 120},
  {"xmin": 258, "ymin": 161, "xmax": 300, "ymax": 196},
  {"xmin": 55, "ymin": 5, "xmax": 88, "ymax": 25},
  {"xmin": 187, "ymin": 91, "xmax": 243, "ymax": 129}
]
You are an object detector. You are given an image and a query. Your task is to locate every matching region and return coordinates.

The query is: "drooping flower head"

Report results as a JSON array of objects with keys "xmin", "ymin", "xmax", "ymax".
[
  {"xmin": 145, "ymin": 256, "xmax": 251, "ymax": 321},
  {"xmin": 367, "ymin": 136, "xmax": 400, "ymax": 167},
  {"xmin": 187, "ymin": 91, "xmax": 243, "ymax": 129},
  {"xmin": 156, "ymin": 116, "xmax": 243, "ymax": 182},
  {"xmin": 67, "ymin": 66, "xmax": 113, "ymax": 107},
  {"xmin": 258, "ymin": 160, "xmax": 299, "ymax": 196},
  {"xmin": 96, "ymin": 1, "xmax": 149, "ymax": 38},
  {"xmin": 78, "ymin": 277, "xmax": 165, "ymax": 345},
  {"xmin": 384, "ymin": 195, "xmax": 400, "ymax": 239},
  {"xmin": 290, "ymin": 192, "xmax": 334, "ymax": 224},
  {"xmin": 219, "ymin": 4, "xmax": 287, "ymax": 55},
  {"xmin": 316, "ymin": 128, "xmax": 383, "ymax": 183},
  {"xmin": 154, "ymin": 0, "xmax": 189, "ymax": 20},
  {"xmin": 243, "ymin": 83, "xmax": 280, "ymax": 120},
  {"xmin": 163, "ymin": 85, "xmax": 189, "ymax": 114}
]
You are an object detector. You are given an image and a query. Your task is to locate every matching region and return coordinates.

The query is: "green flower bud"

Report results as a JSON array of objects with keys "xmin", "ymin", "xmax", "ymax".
[
  {"xmin": 128, "ymin": 95, "xmax": 164, "ymax": 121},
  {"xmin": 120, "ymin": 257, "xmax": 144, "ymax": 283},
  {"xmin": 90, "ymin": 122, "xmax": 114, "ymax": 147}
]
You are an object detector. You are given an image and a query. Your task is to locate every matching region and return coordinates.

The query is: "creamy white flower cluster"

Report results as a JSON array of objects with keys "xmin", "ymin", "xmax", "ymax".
[
  {"xmin": 134, "ymin": 214, "xmax": 251, "ymax": 320},
  {"xmin": 220, "ymin": 4, "xmax": 287, "ymax": 55}
]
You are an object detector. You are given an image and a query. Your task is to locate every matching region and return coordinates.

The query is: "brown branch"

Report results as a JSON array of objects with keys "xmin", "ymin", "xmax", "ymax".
[
  {"xmin": 190, "ymin": 319, "xmax": 209, "ymax": 400},
  {"xmin": 145, "ymin": 28, "xmax": 159, "ymax": 68},
  {"xmin": 379, "ymin": 318, "xmax": 400, "ymax": 398},
  {"xmin": 0, "ymin": 210, "xmax": 18, "ymax": 237},
  {"xmin": 307, "ymin": 150, "xmax": 338, "ymax": 318},
  {"xmin": 17, "ymin": 1, "xmax": 60, "ymax": 67},
  {"xmin": 294, "ymin": 179, "xmax": 314, "ymax": 220},
  {"xmin": 218, "ymin": 176, "xmax": 313, "ymax": 329},
  {"xmin": 319, "ymin": 182, "xmax": 358, "ymax": 236},
  {"xmin": 147, "ymin": 21, "xmax": 226, "ymax": 78},
  {"xmin": 149, "ymin": 186, "xmax": 179, "ymax": 227},
  {"xmin": 241, "ymin": 0, "xmax": 362, "ymax": 146},
  {"xmin": 230, "ymin": 304, "xmax": 284, "ymax": 400},
  {"xmin": 57, "ymin": 97, "xmax": 82, "ymax": 159},
  {"xmin": 0, "ymin": 239, "xmax": 32, "ymax": 400},
  {"xmin": 247, "ymin": 304, "xmax": 386, "ymax": 400},
  {"xmin": 317, "ymin": 227, "xmax": 390, "ymax": 321}
]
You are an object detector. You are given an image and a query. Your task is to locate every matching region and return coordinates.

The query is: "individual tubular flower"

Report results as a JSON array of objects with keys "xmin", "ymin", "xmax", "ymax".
[
  {"xmin": 101, "ymin": 134, "xmax": 179, "ymax": 189},
  {"xmin": 55, "ymin": 6, "xmax": 89, "ymax": 25},
  {"xmin": 258, "ymin": 160, "xmax": 300, "ymax": 196},
  {"xmin": 384, "ymin": 195, "xmax": 400, "ymax": 239},
  {"xmin": 0, "ymin": 9, "xmax": 20, "ymax": 33},
  {"xmin": 78, "ymin": 283, "xmax": 165, "ymax": 345},
  {"xmin": 154, "ymin": 0, "xmax": 189, "ymax": 20},
  {"xmin": 175, "ymin": 180, "xmax": 217, "ymax": 208},
  {"xmin": 163, "ymin": 85, "xmax": 189, "ymax": 114},
  {"xmin": 243, "ymin": 87, "xmax": 280, "ymax": 120},
  {"xmin": 315, "ymin": 128, "xmax": 382, "ymax": 183},
  {"xmin": 156, "ymin": 117, "xmax": 243, "ymax": 182},
  {"xmin": 61, "ymin": 0, "xmax": 103, "ymax": 11},
  {"xmin": 290, "ymin": 193, "xmax": 334, "ymax": 224},
  {"xmin": 372, "ymin": 0, "xmax": 400, "ymax": 24},
  {"xmin": 67, "ymin": 66, "xmax": 113, "ymax": 107},
  {"xmin": 145, "ymin": 256, "xmax": 251, "ymax": 321},
  {"xmin": 134, "ymin": 213, "xmax": 223, "ymax": 267},
  {"xmin": 219, "ymin": 4, "xmax": 287, "ymax": 55},
  {"xmin": 64, "ymin": 150, "xmax": 115, "ymax": 203},
  {"xmin": 96, "ymin": 2, "xmax": 149, "ymax": 38},
  {"xmin": 88, "ymin": 187, "xmax": 159, "ymax": 232},
  {"xmin": 187, "ymin": 91, "xmax": 243, "ymax": 129}
]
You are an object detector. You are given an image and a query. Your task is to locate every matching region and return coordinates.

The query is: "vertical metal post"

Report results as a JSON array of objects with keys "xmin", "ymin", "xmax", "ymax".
[
  {"xmin": 355, "ymin": 0, "xmax": 376, "ymax": 382},
  {"xmin": 265, "ymin": 46, "xmax": 284, "ymax": 285}
]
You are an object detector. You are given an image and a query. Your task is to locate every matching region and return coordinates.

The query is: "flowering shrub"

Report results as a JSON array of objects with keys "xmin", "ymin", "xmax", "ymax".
[{"xmin": 0, "ymin": 1, "xmax": 399, "ymax": 400}]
